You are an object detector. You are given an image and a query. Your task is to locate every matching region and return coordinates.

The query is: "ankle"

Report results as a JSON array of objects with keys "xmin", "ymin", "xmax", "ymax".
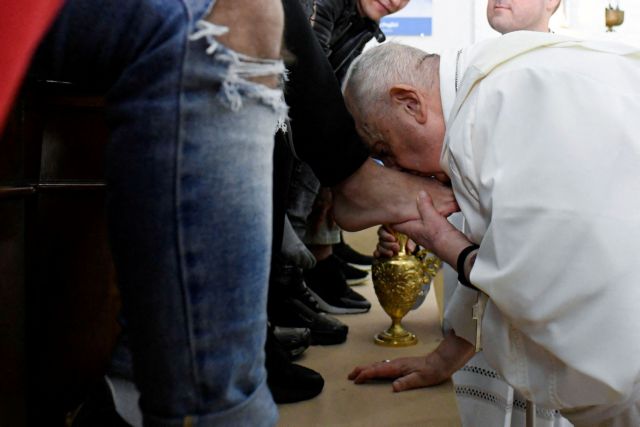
[{"xmin": 309, "ymin": 244, "xmax": 332, "ymax": 261}]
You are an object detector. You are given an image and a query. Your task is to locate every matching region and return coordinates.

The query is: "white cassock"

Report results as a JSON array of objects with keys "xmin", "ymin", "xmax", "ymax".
[{"xmin": 439, "ymin": 31, "xmax": 640, "ymax": 426}]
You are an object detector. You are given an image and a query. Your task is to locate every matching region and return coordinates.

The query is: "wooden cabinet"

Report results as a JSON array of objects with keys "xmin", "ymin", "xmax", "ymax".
[{"xmin": 0, "ymin": 82, "xmax": 121, "ymax": 426}]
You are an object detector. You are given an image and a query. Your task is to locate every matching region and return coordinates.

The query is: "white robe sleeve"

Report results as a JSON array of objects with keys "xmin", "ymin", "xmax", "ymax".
[{"xmin": 447, "ymin": 56, "xmax": 640, "ymax": 410}]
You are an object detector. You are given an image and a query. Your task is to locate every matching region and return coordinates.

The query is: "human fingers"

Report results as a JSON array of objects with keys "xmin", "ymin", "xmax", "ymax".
[
  {"xmin": 377, "ymin": 225, "xmax": 397, "ymax": 242},
  {"xmin": 406, "ymin": 238, "xmax": 417, "ymax": 253},
  {"xmin": 348, "ymin": 365, "xmax": 364, "ymax": 380},
  {"xmin": 348, "ymin": 360, "xmax": 402, "ymax": 383},
  {"xmin": 389, "ymin": 193, "xmax": 437, "ymax": 241},
  {"xmin": 376, "ymin": 226, "xmax": 399, "ymax": 257},
  {"xmin": 376, "ymin": 237, "xmax": 399, "ymax": 256},
  {"xmin": 375, "ymin": 244, "xmax": 396, "ymax": 258},
  {"xmin": 392, "ymin": 371, "xmax": 436, "ymax": 392},
  {"xmin": 415, "ymin": 191, "xmax": 456, "ymax": 238},
  {"xmin": 416, "ymin": 191, "xmax": 438, "ymax": 219}
]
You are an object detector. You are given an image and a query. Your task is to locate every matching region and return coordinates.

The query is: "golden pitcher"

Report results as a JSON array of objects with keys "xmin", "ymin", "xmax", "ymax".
[
  {"xmin": 372, "ymin": 232, "xmax": 441, "ymax": 346},
  {"xmin": 605, "ymin": 5, "xmax": 624, "ymax": 32}
]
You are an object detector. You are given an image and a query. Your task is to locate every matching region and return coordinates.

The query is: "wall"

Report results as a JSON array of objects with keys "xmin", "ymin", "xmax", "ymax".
[
  {"xmin": 378, "ymin": 0, "xmax": 492, "ymax": 53},
  {"xmin": 373, "ymin": 0, "xmax": 640, "ymax": 52},
  {"xmin": 555, "ymin": 0, "xmax": 640, "ymax": 45}
]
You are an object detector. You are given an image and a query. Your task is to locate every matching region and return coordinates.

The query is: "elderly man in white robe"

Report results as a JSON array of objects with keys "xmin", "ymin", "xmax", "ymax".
[
  {"xmin": 344, "ymin": 33, "xmax": 640, "ymax": 426},
  {"xmin": 431, "ymin": 1, "xmax": 569, "ymax": 425}
]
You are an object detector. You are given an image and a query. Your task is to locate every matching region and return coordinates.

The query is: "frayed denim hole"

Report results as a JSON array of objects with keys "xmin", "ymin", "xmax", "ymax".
[{"xmin": 188, "ymin": 19, "xmax": 288, "ymax": 124}]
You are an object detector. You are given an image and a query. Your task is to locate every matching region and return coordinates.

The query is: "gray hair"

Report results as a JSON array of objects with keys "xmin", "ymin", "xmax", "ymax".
[{"xmin": 342, "ymin": 43, "xmax": 438, "ymax": 119}]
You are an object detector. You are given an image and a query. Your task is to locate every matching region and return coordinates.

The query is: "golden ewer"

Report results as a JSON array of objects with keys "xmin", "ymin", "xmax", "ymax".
[
  {"xmin": 605, "ymin": 5, "xmax": 624, "ymax": 32},
  {"xmin": 372, "ymin": 232, "xmax": 441, "ymax": 346}
]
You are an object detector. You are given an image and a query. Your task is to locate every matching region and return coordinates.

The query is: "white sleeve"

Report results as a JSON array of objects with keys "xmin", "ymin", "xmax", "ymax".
[{"xmin": 453, "ymin": 65, "xmax": 640, "ymax": 405}]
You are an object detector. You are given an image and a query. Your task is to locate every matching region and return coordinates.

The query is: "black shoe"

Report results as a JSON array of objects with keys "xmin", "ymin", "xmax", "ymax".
[
  {"xmin": 69, "ymin": 377, "xmax": 132, "ymax": 427},
  {"xmin": 273, "ymin": 326, "xmax": 311, "ymax": 360},
  {"xmin": 340, "ymin": 261, "xmax": 369, "ymax": 286},
  {"xmin": 304, "ymin": 255, "xmax": 371, "ymax": 314},
  {"xmin": 265, "ymin": 328, "xmax": 324, "ymax": 404},
  {"xmin": 269, "ymin": 262, "xmax": 348, "ymax": 345},
  {"xmin": 286, "ymin": 266, "xmax": 324, "ymax": 313},
  {"xmin": 270, "ymin": 295, "xmax": 348, "ymax": 345},
  {"xmin": 333, "ymin": 238, "xmax": 373, "ymax": 270}
]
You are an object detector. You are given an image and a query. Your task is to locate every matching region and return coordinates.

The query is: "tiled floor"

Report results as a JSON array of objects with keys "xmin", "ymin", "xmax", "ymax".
[{"xmin": 277, "ymin": 228, "xmax": 461, "ymax": 426}]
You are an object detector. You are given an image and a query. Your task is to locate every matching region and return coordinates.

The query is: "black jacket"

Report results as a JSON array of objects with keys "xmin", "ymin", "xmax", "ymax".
[
  {"xmin": 307, "ymin": 0, "xmax": 385, "ymax": 81},
  {"xmin": 282, "ymin": 0, "xmax": 369, "ymax": 187}
]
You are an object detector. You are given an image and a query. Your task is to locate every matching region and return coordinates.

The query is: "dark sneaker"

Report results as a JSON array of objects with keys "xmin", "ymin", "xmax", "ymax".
[
  {"xmin": 266, "ymin": 327, "xmax": 324, "ymax": 404},
  {"xmin": 333, "ymin": 238, "xmax": 373, "ymax": 270},
  {"xmin": 273, "ymin": 326, "xmax": 311, "ymax": 360},
  {"xmin": 304, "ymin": 255, "xmax": 371, "ymax": 314},
  {"xmin": 268, "ymin": 261, "xmax": 349, "ymax": 345},
  {"xmin": 270, "ymin": 260, "xmax": 323, "ymax": 312},
  {"xmin": 340, "ymin": 261, "xmax": 369, "ymax": 286},
  {"xmin": 269, "ymin": 296, "xmax": 349, "ymax": 345}
]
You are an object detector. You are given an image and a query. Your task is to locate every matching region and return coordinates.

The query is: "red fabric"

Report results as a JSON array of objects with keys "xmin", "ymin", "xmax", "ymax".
[{"xmin": 0, "ymin": 0, "xmax": 63, "ymax": 130}]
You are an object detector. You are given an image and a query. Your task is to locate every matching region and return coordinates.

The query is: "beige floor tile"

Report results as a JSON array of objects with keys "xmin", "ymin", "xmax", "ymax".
[{"xmin": 277, "ymin": 228, "xmax": 461, "ymax": 426}]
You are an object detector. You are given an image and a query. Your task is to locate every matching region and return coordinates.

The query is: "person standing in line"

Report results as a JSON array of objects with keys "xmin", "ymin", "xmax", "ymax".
[{"xmin": 278, "ymin": 0, "xmax": 412, "ymax": 319}]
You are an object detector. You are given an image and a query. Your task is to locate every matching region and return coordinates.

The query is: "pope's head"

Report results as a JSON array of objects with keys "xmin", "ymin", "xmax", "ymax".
[
  {"xmin": 487, "ymin": 0, "xmax": 561, "ymax": 34},
  {"xmin": 343, "ymin": 43, "xmax": 449, "ymax": 183}
]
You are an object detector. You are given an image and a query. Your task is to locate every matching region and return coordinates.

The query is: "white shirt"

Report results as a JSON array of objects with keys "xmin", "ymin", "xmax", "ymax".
[{"xmin": 440, "ymin": 30, "xmax": 640, "ymax": 424}]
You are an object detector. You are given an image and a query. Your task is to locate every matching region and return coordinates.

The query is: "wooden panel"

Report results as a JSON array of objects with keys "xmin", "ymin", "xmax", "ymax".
[
  {"xmin": 0, "ymin": 93, "xmax": 31, "ymax": 427},
  {"xmin": 0, "ymin": 82, "xmax": 121, "ymax": 427},
  {"xmin": 0, "ymin": 200, "xmax": 27, "ymax": 427}
]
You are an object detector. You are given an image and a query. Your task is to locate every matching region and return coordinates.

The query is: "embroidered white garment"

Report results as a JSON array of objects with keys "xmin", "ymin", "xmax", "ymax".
[
  {"xmin": 440, "ymin": 30, "xmax": 640, "ymax": 426},
  {"xmin": 440, "ymin": 43, "xmax": 572, "ymax": 427},
  {"xmin": 453, "ymin": 352, "xmax": 572, "ymax": 427}
]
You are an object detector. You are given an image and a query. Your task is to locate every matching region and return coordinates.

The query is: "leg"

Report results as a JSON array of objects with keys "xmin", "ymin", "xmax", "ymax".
[{"xmin": 33, "ymin": 0, "xmax": 286, "ymax": 425}]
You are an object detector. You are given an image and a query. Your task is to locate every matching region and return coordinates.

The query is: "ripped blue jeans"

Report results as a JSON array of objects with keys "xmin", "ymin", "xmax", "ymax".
[{"xmin": 32, "ymin": 0, "xmax": 286, "ymax": 425}]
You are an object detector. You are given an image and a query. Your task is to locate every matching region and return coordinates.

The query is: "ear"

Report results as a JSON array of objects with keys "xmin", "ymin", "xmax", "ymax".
[{"xmin": 389, "ymin": 84, "xmax": 427, "ymax": 124}]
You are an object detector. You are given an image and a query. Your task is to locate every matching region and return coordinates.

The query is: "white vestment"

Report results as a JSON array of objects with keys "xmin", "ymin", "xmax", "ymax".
[{"xmin": 439, "ymin": 31, "xmax": 640, "ymax": 426}]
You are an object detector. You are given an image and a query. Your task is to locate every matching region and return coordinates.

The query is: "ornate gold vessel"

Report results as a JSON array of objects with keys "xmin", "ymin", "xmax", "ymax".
[
  {"xmin": 605, "ymin": 6, "xmax": 624, "ymax": 32},
  {"xmin": 372, "ymin": 232, "xmax": 441, "ymax": 346}
]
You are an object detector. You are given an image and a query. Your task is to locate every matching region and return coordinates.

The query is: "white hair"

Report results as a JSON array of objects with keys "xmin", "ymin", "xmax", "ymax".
[{"xmin": 342, "ymin": 43, "xmax": 438, "ymax": 120}]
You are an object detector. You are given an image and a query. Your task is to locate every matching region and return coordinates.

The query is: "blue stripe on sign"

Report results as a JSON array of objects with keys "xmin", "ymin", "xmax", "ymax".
[{"xmin": 379, "ymin": 17, "xmax": 432, "ymax": 36}]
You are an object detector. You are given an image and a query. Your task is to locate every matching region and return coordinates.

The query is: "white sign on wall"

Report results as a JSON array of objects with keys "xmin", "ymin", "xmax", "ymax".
[{"xmin": 380, "ymin": 0, "xmax": 433, "ymax": 36}]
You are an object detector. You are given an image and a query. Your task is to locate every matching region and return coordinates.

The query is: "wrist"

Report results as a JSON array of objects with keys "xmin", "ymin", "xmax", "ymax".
[
  {"xmin": 432, "ymin": 332, "xmax": 475, "ymax": 379},
  {"xmin": 456, "ymin": 244, "xmax": 479, "ymax": 289},
  {"xmin": 433, "ymin": 232, "xmax": 473, "ymax": 268}
]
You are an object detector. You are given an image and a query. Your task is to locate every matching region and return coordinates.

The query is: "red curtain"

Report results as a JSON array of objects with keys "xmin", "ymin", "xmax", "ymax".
[{"xmin": 0, "ymin": 0, "xmax": 63, "ymax": 129}]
